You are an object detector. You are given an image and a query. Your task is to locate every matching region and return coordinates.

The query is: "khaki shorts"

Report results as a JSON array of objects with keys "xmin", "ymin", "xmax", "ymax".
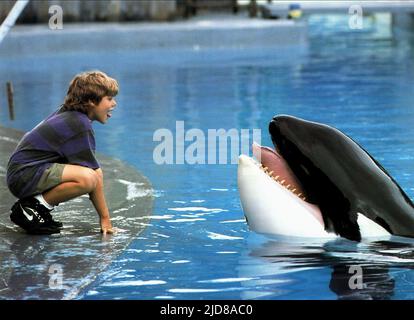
[{"xmin": 33, "ymin": 163, "xmax": 65, "ymax": 194}]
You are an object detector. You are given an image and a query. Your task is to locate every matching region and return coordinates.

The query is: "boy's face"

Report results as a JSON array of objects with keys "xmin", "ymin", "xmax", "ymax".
[{"xmin": 88, "ymin": 96, "xmax": 117, "ymax": 124}]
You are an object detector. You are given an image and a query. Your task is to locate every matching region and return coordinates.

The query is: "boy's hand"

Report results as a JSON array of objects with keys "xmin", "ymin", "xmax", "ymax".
[{"xmin": 100, "ymin": 216, "xmax": 115, "ymax": 235}]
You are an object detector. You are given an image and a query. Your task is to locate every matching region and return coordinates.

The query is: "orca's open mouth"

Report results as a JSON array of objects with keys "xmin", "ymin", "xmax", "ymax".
[
  {"xmin": 251, "ymin": 142, "xmax": 326, "ymax": 228},
  {"xmin": 252, "ymin": 142, "xmax": 308, "ymax": 202}
]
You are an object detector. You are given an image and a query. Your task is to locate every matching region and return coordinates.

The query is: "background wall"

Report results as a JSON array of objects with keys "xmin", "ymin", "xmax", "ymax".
[{"xmin": 0, "ymin": 0, "xmax": 179, "ymax": 23}]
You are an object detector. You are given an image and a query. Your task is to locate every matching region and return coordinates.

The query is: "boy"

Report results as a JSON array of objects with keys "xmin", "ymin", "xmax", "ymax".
[{"xmin": 6, "ymin": 71, "xmax": 118, "ymax": 235}]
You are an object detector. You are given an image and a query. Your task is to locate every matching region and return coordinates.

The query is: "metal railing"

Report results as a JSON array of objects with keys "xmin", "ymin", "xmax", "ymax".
[{"xmin": 0, "ymin": 0, "xmax": 29, "ymax": 45}]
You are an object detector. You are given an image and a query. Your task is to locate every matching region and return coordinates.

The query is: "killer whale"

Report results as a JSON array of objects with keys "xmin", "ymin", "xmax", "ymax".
[
  {"xmin": 238, "ymin": 115, "xmax": 414, "ymax": 241},
  {"xmin": 264, "ymin": 115, "xmax": 414, "ymax": 241}
]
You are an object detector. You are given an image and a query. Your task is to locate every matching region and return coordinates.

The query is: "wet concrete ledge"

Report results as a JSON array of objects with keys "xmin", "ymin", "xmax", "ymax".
[{"xmin": 0, "ymin": 126, "xmax": 153, "ymax": 300}]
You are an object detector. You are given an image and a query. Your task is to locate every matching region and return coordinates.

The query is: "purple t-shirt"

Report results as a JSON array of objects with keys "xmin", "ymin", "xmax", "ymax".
[{"xmin": 6, "ymin": 107, "xmax": 100, "ymax": 199}]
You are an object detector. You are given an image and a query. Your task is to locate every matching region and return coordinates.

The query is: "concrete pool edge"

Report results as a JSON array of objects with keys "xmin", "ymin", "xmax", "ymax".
[
  {"xmin": 0, "ymin": 125, "xmax": 154, "ymax": 300},
  {"xmin": 0, "ymin": 17, "xmax": 307, "ymax": 57}
]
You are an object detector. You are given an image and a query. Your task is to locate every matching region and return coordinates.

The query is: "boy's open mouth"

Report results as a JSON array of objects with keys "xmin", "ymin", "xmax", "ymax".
[{"xmin": 107, "ymin": 108, "xmax": 115, "ymax": 118}]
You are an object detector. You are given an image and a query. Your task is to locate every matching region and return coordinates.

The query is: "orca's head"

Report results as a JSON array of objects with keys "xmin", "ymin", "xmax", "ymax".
[
  {"xmin": 238, "ymin": 115, "xmax": 392, "ymax": 241},
  {"xmin": 269, "ymin": 115, "xmax": 319, "ymax": 160},
  {"xmin": 237, "ymin": 117, "xmax": 331, "ymax": 238}
]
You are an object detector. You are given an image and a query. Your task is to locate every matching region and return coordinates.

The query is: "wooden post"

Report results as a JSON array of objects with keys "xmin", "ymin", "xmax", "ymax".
[
  {"xmin": 6, "ymin": 81, "xmax": 14, "ymax": 121},
  {"xmin": 232, "ymin": 0, "xmax": 239, "ymax": 14},
  {"xmin": 249, "ymin": 0, "xmax": 257, "ymax": 18}
]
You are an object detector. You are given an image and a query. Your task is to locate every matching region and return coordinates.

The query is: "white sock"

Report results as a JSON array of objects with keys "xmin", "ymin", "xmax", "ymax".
[{"xmin": 34, "ymin": 194, "xmax": 54, "ymax": 210}]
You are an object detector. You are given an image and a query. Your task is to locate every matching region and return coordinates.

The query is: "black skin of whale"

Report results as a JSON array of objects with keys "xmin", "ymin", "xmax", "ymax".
[{"xmin": 269, "ymin": 115, "xmax": 414, "ymax": 242}]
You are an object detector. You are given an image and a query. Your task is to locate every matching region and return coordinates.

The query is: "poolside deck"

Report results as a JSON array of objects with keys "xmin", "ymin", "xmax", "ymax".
[
  {"xmin": 0, "ymin": 14, "xmax": 307, "ymax": 57},
  {"xmin": 0, "ymin": 126, "xmax": 153, "ymax": 299}
]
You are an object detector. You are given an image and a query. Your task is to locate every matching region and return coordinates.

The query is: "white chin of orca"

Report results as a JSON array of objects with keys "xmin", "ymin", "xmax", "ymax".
[{"xmin": 237, "ymin": 155, "xmax": 391, "ymax": 240}]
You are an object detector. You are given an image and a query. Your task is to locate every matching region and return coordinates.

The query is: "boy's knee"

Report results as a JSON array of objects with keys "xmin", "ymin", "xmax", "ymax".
[
  {"xmin": 79, "ymin": 168, "xmax": 99, "ymax": 192},
  {"xmin": 95, "ymin": 168, "xmax": 103, "ymax": 181}
]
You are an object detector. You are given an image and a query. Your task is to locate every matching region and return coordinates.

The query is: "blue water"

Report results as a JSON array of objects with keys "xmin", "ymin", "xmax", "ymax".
[{"xmin": 2, "ymin": 15, "xmax": 414, "ymax": 300}]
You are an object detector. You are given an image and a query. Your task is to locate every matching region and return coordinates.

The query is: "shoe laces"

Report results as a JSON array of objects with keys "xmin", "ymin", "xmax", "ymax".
[{"xmin": 33, "ymin": 202, "xmax": 54, "ymax": 222}]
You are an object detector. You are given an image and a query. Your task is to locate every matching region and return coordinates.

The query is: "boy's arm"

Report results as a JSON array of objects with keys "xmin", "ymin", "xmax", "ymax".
[{"xmin": 89, "ymin": 168, "xmax": 114, "ymax": 234}]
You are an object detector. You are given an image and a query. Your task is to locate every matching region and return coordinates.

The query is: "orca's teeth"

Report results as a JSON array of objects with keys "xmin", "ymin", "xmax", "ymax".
[{"xmin": 259, "ymin": 164, "xmax": 305, "ymax": 201}]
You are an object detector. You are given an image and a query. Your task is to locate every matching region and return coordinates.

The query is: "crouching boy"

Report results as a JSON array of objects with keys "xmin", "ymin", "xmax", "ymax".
[{"xmin": 6, "ymin": 71, "xmax": 118, "ymax": 235}]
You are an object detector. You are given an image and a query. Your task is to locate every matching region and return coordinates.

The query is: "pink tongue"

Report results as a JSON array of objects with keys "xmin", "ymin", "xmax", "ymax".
[{"xmin": 252, "ymin": 142, "xmax": 307, "ymax": 198}]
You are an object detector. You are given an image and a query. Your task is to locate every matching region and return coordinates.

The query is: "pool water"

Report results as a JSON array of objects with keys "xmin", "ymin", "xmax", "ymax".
[{"xmin": 2, "ymin": 15, "xmax": 414, "ymax": 300}]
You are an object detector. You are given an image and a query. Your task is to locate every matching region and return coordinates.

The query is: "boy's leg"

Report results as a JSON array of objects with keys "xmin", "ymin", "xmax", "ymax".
[
  {"xmin": 43, "ymin": 164, "xmax": 99, "ymax": 206},
  {"xmin": 10, "ymin": 164, "xmax": 99, "ymax": 234}
]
